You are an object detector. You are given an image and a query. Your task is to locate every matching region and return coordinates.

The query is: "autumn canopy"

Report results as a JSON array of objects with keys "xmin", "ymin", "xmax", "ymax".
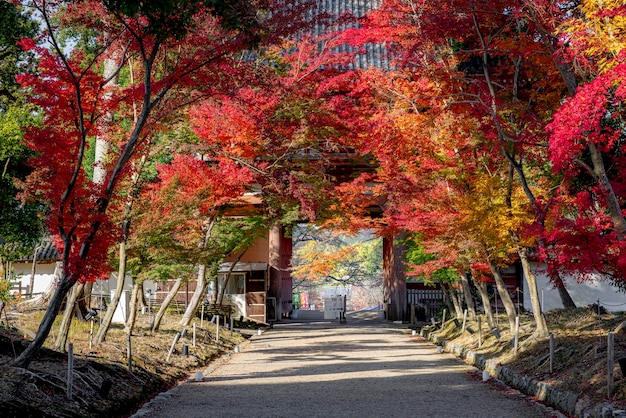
[{"xmin": 2, "ymin": 0, "xmax": 626, "ymax": 365}]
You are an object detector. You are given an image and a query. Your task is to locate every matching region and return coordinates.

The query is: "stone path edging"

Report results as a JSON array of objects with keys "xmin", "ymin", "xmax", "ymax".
[{"xmin": 420, "ymin": 327, "xmax": 626, "ymax": 418}]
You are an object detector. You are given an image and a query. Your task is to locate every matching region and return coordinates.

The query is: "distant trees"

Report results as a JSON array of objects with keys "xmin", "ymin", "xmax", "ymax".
[
  {"xmin": 292, "ymin": 227, "xmax": 382, "ymax": 287},
  {"xmin": 0, "ymin": 2, "xmax": 42, "ymax": 272}
]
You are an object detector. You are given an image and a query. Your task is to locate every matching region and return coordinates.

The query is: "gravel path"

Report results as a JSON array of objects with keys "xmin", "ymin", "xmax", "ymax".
[{"xmin": 135, "ymin": 311, "xmax": 561, "ymax": 418}]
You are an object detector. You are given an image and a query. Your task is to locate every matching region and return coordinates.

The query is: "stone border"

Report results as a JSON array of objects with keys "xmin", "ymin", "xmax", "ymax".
[{"xmin": 420, "ymin": 327, "xmax": 626, "ymax": 418}]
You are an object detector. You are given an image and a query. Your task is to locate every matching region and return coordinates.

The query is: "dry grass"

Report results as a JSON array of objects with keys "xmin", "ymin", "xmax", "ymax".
[
  {"xmin": 426, "ymin": 306, "xmax": 626, "ymax": 409},
  {"xmin": 0, "ymin": 305, "xmax": 248, "ymax": 417}
]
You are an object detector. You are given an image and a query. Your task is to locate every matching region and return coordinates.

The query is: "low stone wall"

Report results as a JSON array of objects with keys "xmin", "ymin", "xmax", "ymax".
[{"xmin": 420, "ymin": 327, "xmax": 626, "ymax": 418}]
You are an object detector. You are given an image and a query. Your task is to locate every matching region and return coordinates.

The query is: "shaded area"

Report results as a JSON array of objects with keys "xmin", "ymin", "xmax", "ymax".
[{"xmin": 140, "ymin": 311, "xmax": 554, "ymax": 418}]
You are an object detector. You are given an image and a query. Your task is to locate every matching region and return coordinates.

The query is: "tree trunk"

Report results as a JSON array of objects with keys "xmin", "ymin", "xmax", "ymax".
[
  {"xmin": 179, "ymin": 265, "xmax": 209, "ymax": 327},
  {"xmin": 459, "ymin": 270, "xmax": 476, "ymax": 321},
  {"xmin": 217, "ymin": 251, "xmax": 245, "ymax": 305},
  {"xmin": 587, "ymin": 141, "xmax": 626, "ymax": 236},
  {"xmin": 180, "ymin": 219, "xmax": 216, "ymax": 326},
  {"xmin": 124, "ymin": 280, "xmax": 142, "ymax": 336},
  {"xmin": 10, "ymin": 274, "xmax": 76, "ymax": 368},
  {"xmin": 553, "ymin": 274, "xmax": 577, "ymax": 309},
  {"xmin": 78, "ymin": 282, "xmax": 93, "ymax": 314},
  {"xmin": 445, "ymin": 283, "xmax": 463, "ymax": 319},
  {"xmin": 518, "ymin": 248, "xmax": 549, "ymax": 337},
  {"xmin": 53, "ymin": 281, "xmax": 85, "ymax": 352},
  {"xmin": 95, "ymin": 243, "xmax": 128, "ymax": 343},
  {"xmin": 72, "ymin": 52, "xmax": 119, "ymax": 323},
  {"xmin": 28, "ymin": 245, "xmax": 42, "ymax": 298},
  {"xmin": 212, "ymin": 273, "xmax": 219, "ymax": 303},
  {"xmin": 442, "ymin": 287, "xmax": 455, "ymax": 319},
  {"xmin": 217, "ymin": 271, "xmax": 231, "ymax": 306},
  {"xmin": 96, "ymin": 151, "xmax": 146, "ymax": 342},
  {"xmin": 474, "ymin": 279, "xmax": 496, "ymax": 330},
  {"xmin": 487, "ymin": 259, "xmax": 517, "ymax": 334},
  {"xmin": 151, "ymin": 277, "xmax": 182, "ymax": 332}
]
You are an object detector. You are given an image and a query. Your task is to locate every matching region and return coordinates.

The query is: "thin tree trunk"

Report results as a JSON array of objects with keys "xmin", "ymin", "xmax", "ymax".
[
  {"xmin": 517, "ymin": 247, "xmax": 549, "ymax": 337},
  {"xmin": 442, "ymin": 286, "xmax": 455, "ymax": 319},
  {"xmin": 486, "ymin": 258, "xmax": 517, "ymax": 333},
  {"xmin": 151, "ymin": 277, "xmax": 183, "ymax": 332},
  {"xmin": 28, "ymin": 245, "xmax": 42, "ymax": 298},
  {"xmin": 179, "ymin": 219, "xmax": 216, "ymax": 326},
  {"xmin": 459, "ymin": 270, "xmax": 476, "ymax": 321},
  {"xmin": 95, "ymin": 244, "xmax": 128, "ymax": 343},
  {"xmin": 54, "ymin": 281, "xmax": 85, "ymax": 352},
  {"xmin": 445, "ymin": 283, "xmax": 463, "ymax": 319},
  {"xmin": 474, "ymin": 279, "xmax": 496, "ymax": 330},
  {"xmin": 124, "ymin": 280, "xmax": 142, "ymax": 335},
  {"xmin": 78, "ymin": 282, "xmax": 93, "ymax": 314},
  {"xmin": 95, "ymin": 153, "xmax": 145, "ymax": 342},
  {"xmin": 553, "ymin": 274, "xmax": 577, "ymax": 308},
  {"xmin": 10, "ymin": 273, "xmax": 76, "ymax": 368},
  {"xmin": 217, "ymin": 271, "xmax": 231, "ymax": 306},
  {"xmin": 217, "ymin": 251, "xmax": 246, "ymax": 305},
  {"xmin": 587, "ymin": 142, "xmax": 626, "ymax": 235},
  {"xmin": 212, "ymin": 273, "xmax": 219, "ymax": 303},
  {"xmin": 74, "ymin": 50, "xmax": 120, "ymax": 319},
  {"xmin": 179, "ymin": 265, "xmax": 209, "ymax": 327}
]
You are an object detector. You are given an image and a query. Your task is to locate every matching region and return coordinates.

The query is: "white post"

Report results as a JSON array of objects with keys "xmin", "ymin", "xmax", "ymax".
[
  {"xmin": 514, "ymin": 316, "xmax": 519, "ymax": 354},
  {"xmin": 608, "ymin": 332, "xmax": 615, "ymax": 397},
  {"xmin": 230, "ymin": 316, "xmax": 234, "ymax": 336},
  {"xmin": 495, "ymin": 292, "xmax": 499, "ymax": 327},
  {"xmin": 441, "ymin": 309, "xmax": 446, "ymax": 328},
  {"xmin": 166, "ymin": 331, "xmax": 181, "ymax": 362},
  {"xmin": 67, "ymin": 343, "xmax": 74, "ymax": 400},
  {"xmin": 193, "ymin": 323, "xmax": 196, "ymax": 348},
  {"xmin": 215, "ymin": 315, "xmax": 220, "ymax": 342},
  {"xmin": 127, "ymin": 333, "xmax": 132, "ymax": 373},
  {"xmin": 89, "ymin": 320, "xmax": 94, "ymax": 351},
  {"xmin": 549, "ymin": 333, "xmax": 554, "ymax": 373}
]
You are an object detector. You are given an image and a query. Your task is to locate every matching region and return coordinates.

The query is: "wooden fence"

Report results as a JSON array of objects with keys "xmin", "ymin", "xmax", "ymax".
[{"xmin": 406, "ymin": 289, "xmax": 445, "ymax": 321}]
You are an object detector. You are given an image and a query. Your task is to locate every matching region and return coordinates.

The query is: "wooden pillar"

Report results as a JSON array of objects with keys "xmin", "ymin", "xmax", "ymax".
[
  {"xmin": 269, "ymin": 224, "xmax": 293, "ymax": 319},
  {"xmin": 383, "ymin": 234, "xmax": 407, "ymax": 322}
]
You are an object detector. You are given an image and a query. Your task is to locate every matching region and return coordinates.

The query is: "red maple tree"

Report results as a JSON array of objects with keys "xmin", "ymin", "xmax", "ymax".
[{"xmin": 12, "ymin": 0, "xmax": 318, "ymax": 367}]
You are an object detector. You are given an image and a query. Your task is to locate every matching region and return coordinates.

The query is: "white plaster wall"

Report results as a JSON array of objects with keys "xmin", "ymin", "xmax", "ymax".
[
  {"xmin": 523, "ymin": 263, "xmax": 626, "ymax": 312},
  {"xmin": 13, "ymin": 263, "xmax": 57, "ymax": 295},
  {"xmin": 13, "ymin": 263, "xmax": 156, "ymax": 302}
]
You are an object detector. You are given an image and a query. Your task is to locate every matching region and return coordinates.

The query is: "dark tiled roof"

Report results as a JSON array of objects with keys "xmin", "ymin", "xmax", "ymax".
[
  {"xmin": 17, "ymin": 240, "xmax": 60, "ymax": 262},
  {"xmin": 314, "ymin": 0, "xmax": 390, "ymax": 70}
]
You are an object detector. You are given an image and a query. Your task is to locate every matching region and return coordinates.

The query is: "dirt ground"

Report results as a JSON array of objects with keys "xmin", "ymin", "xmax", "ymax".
[
  {"xmin": 0, "ymin": 307, "xmax": 248, "ymax": 417},
  {"xmin": 428, "ymin": 306, "xmax": 626, "ymax": 410}
]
